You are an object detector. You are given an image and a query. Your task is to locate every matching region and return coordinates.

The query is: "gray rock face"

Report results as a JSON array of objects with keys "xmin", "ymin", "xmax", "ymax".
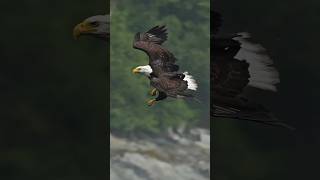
[{"xmin": 110, "ymin": 129, "xmax": 210, "ymax": 180}]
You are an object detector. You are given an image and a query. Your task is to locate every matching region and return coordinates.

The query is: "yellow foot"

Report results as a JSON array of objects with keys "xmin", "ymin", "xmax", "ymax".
[
  {"xmin": 149, "ymin": 88, "xmax": 158, "ymax": 96},
  {"xmin": 147, "ymin": 99, "xmax": 156, "ymax": 106}
]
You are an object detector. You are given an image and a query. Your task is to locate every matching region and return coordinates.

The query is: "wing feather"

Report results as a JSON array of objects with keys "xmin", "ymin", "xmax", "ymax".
[
  {"xmin": 211, "ymin": 25, "xmax": 289, "ymax": 127},
  {"xmin": 133, "ymin": 25, "xmax": 179, "ymax": 76}
]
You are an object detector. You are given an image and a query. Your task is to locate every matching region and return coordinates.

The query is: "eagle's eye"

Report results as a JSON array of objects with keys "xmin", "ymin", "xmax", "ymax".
[{"xmin": 90, "ymin": 21, "xmax": 99, "ymax": 27}]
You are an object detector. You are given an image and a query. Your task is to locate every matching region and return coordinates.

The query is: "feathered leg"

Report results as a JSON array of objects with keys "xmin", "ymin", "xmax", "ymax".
[{"xmin": 147, "ymin": 91, "xmax": 167, "ymax": 106}]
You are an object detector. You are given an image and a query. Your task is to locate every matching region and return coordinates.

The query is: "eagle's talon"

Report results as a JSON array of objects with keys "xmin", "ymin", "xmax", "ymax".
[
  {"xmin": 149, "ymin": 88, "xmax": 158, "ymax": 96},
  {"xmin": 147, "ymin": 99, "xmax": 156, "ymax": 106}
]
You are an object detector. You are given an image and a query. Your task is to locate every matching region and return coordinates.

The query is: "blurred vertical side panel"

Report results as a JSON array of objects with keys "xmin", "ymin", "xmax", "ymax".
[
  {"xmin": 110, "ymin": 0, "xmax": 210, "ymax": 179},
  {"xmin": 0, "ymin": 0, "xmax": 108, "ymax": 179},
  {"xmin": 212, "ymin": 0, "xmax": 320, "ymax": 179}
]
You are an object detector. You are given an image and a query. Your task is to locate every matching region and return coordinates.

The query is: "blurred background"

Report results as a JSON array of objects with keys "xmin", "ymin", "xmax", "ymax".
[
  {"xmin": 0, "ymin": 1, "xmax": 107, "ymax": 179},
  {"xmin": 214, "ymin": 0, "xmax": 320, "ymax": 179}
]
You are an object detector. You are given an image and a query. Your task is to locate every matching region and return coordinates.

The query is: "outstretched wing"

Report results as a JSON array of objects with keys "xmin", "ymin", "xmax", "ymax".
[
  {"xmin": 143, "ymin": 25, "xmax": 168, "ymax": 45},
  {"xmin": 133, "ymin": 25, "xmax": 179, "ymax": 76},
  {"xmin": 211, "ymin": 32, "xmax": 290, "ymax": 128}
]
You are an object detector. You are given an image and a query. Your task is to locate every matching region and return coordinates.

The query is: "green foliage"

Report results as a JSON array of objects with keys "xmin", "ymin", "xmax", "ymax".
[{"xmin": 110, "ymin": 0, "xmax": 210, "ymax": 133}]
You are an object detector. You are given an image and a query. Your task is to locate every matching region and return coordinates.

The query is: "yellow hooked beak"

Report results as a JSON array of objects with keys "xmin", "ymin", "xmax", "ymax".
[
  {"xmin": 132, "ymin": 67, "xmax": 140, "ymax": 74},
  {"xmin": 73, "ymin": 22, "xmax": 97, "ymax": 40}
]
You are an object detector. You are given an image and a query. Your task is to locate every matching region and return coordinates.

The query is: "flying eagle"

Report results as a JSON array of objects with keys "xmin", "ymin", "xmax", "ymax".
[
  {"xmin": 73, "ymin": 14, "xmax": 109, "ymax": 41},
  {"xmin": 132, "ymin": 26, "xmax": 198, "ymax": 106},
  {"xmin": 212, "ymin": 11, "xmax": 293, "ymax": 129}
]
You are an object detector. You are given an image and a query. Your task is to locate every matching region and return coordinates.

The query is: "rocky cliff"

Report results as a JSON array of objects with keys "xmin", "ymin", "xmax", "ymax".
[{"xmin": 110, "ymin": 128, "xmax": 210, "ymax": 180}]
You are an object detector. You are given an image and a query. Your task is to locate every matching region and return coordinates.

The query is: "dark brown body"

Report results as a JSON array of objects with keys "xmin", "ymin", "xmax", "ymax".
[{"xmin": 133, "ymin": 26, "xmax": 193, "ymax": 102}]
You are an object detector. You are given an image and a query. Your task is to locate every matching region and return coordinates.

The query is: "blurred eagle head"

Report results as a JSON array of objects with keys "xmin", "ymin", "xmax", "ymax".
[{"xmin": 73, "ymin": 14, "xmax": 109, "ymax": 41}]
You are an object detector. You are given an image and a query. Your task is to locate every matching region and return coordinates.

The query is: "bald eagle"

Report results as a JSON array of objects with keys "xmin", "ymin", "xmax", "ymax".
[
  {"xmin": 132, "ymin": 26, "xmax": 198, "ymax": 106},
  {"xmin": 212, "ymin": 11, "xmax": 293, "ymax": 129},
  {"xmin": 73, "ymin": 14, "xmax": 109, "ymax": 40}
]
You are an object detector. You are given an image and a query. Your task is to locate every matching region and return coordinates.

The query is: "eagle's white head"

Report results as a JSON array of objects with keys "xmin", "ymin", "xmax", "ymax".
[
  {"xmin": 132, "ymin": 65, "xmax": 153, "ymax": 77},
  {"xmin": 73, "ymin": 15, "xmax": 109, "ymax": 40}
]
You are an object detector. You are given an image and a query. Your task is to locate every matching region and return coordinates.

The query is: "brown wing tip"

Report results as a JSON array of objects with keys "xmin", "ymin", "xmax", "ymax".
[{"xmin": 147, "ymin": 25, "xmax": 168, "ymax": 41}]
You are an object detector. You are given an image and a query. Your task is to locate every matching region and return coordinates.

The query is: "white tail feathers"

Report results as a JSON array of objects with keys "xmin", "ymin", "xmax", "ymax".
[
  {"xmin": 234, "ymin": 33, "xmax": 280, "ymax": 92},
  {"xmin": 183, "ymin": 72, "xmax": 198, "ymax": 91}
]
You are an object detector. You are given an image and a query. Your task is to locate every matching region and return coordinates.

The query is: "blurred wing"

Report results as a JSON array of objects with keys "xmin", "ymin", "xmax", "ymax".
[
  {"xmin": 212, "ymin": 36, "xmax": 250, "ymax": 98},
  {"xmin": 133, "ymin": 26, "xmax": 179, "ymax": 75},
  {"xmin": 211, "ymin": 33, "xmax": 290, "ymax": 128},
  {"xmin": 211, "ymin": 98, "xmax": 294, "ymax": 129},
  {"xmin": 233, "ymin": 33, "xmax": 280, "ymax": 91},
  {"xmin": 212, "ymin": 33, "xmax": 279, "ymax": 97}
]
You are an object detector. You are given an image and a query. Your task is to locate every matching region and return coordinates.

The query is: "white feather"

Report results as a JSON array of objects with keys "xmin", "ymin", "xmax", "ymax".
[
  {"xmin": 234, "ymin": 33, "xmax": 280, "ymax": 91},
  {"xmin": 183, "ymin": 72, "xmax": 198, "ymax": 91}
]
